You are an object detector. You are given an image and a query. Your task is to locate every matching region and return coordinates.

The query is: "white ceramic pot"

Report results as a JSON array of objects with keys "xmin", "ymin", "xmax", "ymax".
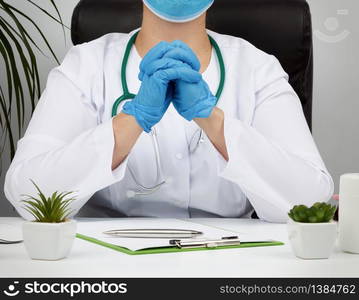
[
  {"xmin": 287, "ymin": 219, "xmax": 337, "ymax": 259},
  {"xmin": 22, "ymin": 219, "xmax": 77, "ymax": 260}
]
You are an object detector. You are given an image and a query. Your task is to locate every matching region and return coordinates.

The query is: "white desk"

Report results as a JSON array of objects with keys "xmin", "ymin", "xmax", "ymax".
[{"xmin": 1, "ymin": 217, "xmax": 358, "ymax": 277}]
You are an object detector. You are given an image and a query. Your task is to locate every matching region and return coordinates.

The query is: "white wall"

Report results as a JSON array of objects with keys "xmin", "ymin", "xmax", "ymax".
[
  {"xmin": 1, "ymin": 0, "xmax": 358, "ymax": 216},
  {"xmin": 309, "ymin": 0, "xmax": 359, "ymax": 191}
]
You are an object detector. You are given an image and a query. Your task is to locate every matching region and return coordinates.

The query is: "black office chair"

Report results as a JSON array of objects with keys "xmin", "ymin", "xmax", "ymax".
[
  {"xmin": 71, "ymin": 0, "xmax": 313, "ymax": 129},
  {"xmin": 71, "ymin": 0, "xmax": 313, "ymax": 218}
]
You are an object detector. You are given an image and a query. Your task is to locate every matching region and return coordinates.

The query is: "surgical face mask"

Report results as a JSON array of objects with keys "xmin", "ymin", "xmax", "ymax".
[{"xmin": 143, "ymin": 0, "xmax": 214, "ymax": 23}]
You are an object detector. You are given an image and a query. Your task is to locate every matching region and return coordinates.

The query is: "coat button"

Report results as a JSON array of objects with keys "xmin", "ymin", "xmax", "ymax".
[
  {"xmin": 166, "ymin": 176, "xmax": 173, "ymax": 184},
  {"xmin": 126, "ymin": 190, "xmax": 136, "ymax": 198},
  {"xmin": 175, "ymin": 153, "xmax": 183, "ymax": 160}
]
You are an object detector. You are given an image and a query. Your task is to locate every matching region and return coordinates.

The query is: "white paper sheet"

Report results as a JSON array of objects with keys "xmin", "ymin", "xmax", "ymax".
[
  {"xmin": 0, "ymin": 223, "xmax": 23, "ymax": 242},
  {"xmin": 76, "ymin": 218, "xmax": 273, "ymax": 251}
]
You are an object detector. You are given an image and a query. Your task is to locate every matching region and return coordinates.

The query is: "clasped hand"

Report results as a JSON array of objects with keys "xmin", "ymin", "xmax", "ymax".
[{"xmin": 122, "ymin": 40, "xmax": 217, "ymax": 133}]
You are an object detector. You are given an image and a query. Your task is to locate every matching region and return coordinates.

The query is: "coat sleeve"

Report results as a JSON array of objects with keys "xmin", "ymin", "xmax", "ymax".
[
  {"xmin": 219, "ymin": 55, "xmax": 334, "ymax": 223},
  {"xmin": 4, "ymin": 43, "xmax": 129, "ymax": 220}
]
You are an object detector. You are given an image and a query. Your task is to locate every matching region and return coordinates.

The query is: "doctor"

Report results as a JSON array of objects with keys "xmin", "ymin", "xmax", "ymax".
[{"xmin": 4, "ymin": 0, "xmax": 334, "ymax": 222}]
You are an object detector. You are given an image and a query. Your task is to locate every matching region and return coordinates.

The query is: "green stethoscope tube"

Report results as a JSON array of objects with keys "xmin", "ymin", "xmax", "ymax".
[{"xmin": 111, "ymin": 30, "xmax": 225, "ymax": 117}]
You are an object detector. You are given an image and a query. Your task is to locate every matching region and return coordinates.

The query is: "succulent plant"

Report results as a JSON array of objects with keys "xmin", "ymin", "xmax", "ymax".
[
  {"xmin": 288, "ymin": 202, "xmax": 337, "ymax": 223},
  {"xmin": 21, "ymin": 180, "xmax": 76, "ymax": 223}
]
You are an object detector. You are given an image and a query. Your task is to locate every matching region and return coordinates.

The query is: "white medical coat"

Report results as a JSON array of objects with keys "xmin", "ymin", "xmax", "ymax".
[{"xmin": 4, "ymin": 28, "xmax": 334, "ymax": 222}]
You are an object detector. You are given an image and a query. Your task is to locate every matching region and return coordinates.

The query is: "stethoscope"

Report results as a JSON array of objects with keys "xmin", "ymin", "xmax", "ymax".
[{"xmin": 112, "ymin": 30, "xmax": 226, "ymax": 197}]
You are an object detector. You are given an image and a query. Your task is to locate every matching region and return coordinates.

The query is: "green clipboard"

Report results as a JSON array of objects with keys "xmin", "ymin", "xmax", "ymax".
[{"xmin": 76, "ymin": 233, "xmax": 284, "ymax": 255}]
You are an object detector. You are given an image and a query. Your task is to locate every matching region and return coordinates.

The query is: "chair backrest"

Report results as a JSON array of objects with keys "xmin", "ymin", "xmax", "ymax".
[{"xmin": 71, "ymin": 0, "xmax": 313, "ymax": 129}]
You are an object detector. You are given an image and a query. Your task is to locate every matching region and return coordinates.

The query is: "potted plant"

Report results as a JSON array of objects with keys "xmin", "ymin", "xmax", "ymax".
[
  {"xmin": 21, "ymin": 180, "xmax": 77, "ymax": 260},
  {"xmin": 287, "ymin": 202, "xmax": 337, "ymax": 259}
]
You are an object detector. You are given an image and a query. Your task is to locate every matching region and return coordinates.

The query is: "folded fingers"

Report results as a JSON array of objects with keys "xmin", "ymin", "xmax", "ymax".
[{"xmin": 139, "ymin": 40, "xmax": 200, "ymax": 81}]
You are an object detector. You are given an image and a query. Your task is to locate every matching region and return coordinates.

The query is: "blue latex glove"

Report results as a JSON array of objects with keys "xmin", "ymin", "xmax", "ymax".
[
  {"xmin": 139, "ymin": 40, "xmax": 216, "ymax": 121},
  {"xmin": 172, "ymin": 76, "xmax": 217, "ymax": 121},
  {"xmin": 168, "ymin": 41, "xmax": 217, "ymax": 121},
  {"xmin": 139, "ymin": 40, "xmax": 200, "ymax": 80},
  {"xmin": 138, "ymin": 40, "xmax": 201, "ymax": 108},
  {"xmin": 122, "ymin": 42, "xmax": 202, "ymax": 132}
]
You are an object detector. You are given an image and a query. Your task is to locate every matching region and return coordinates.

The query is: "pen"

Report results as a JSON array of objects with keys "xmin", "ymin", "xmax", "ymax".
[
  {"xmin": 169, "ymin": 236, "xmax": 240, "ymax": 249},
  {"xmin": 102, "ymin": 229, "xmax": 203, "ymax": 238}
]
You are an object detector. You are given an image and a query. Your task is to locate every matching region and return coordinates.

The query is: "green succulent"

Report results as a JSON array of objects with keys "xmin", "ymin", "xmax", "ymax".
[
  {"xmin": 288, "ymin": 202, "xmax": 337, "ymax": 223},
  {"xmin": 21, "ymin": 180, "xmax": 76, "ymax": 223}
]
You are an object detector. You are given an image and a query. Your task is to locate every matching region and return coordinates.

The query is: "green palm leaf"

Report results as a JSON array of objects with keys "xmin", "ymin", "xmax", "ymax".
[
  {"xmin": 26, "ymin": 0, "xmax": 69, "ymax": 47},
  {"xmin": 22, "ymin": 180, "xmax": 77, "ymax": 223},
  {"xmin": 0, "ymin": 0, "xmax": 66, "ymax": 173}
]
